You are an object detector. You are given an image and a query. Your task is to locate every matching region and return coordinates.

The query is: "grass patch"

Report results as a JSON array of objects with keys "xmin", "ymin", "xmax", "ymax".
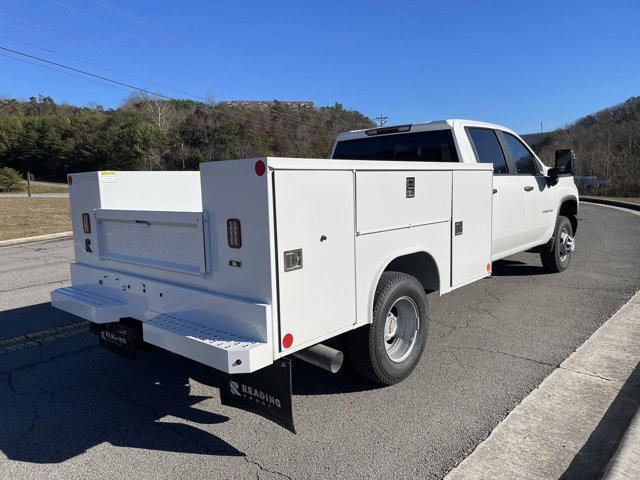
[
  {"xmin": 19, "ymin": 181, "xmax": 69, "ymax": 194},
  {"xmin": 0, "ymin": 197, "xmax": 71, "ymax": 241}
]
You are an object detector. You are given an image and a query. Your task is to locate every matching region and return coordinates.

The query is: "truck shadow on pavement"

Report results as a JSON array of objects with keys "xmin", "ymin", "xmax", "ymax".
[
  {"xmin": 0, "ymin": 311, "xmax": 246, "ymax": 463},
  {"xmin": 491, "ymin": 258, "xmax": 548, "ymax": 277},
  {"xmin": 0, "ymin": 303, "xmax": 377, "ymax": 464}
]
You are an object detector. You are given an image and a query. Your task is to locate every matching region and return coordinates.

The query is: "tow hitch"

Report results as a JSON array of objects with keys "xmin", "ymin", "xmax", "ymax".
[{"xmin": 90, "ymin": 318, "xmax": 147, "ymax": 360}]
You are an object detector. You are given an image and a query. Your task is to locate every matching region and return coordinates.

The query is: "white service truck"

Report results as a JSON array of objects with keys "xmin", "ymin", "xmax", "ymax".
[{"xmin": 51, "ymin": 119, "xmax": 578, "ymax": 432}]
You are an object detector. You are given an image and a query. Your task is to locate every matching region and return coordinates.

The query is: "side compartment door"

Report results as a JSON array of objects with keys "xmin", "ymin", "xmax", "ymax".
[
  {"xmin": 274, "ymin": 170, "xmax": 356, "ymax": 352},
  {"xmin": 466, "ymin": 127, "xmax": 524, "ymax": 258},
  {"xmin": 451, "ymin": 170, "xmax": 493, "ymax": 287}
]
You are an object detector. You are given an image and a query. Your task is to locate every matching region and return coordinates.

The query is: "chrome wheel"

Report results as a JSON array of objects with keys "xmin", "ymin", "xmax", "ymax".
[
  {"xmin": 383, "ymin": 296, "xmax": 420, "ymax": 363},
  {"xmin": 559, "ymin": 228, "xmax": 575, "ymax": 262}
]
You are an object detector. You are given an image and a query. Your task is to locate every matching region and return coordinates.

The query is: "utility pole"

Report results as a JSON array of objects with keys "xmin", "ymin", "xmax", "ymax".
[
  {"xmin": 375, "ymin": 115, "xmax": 389, "ymax": 127},
  {"xmin": 540, "ymin": 122, "xmax": 543, "ymax": 134},
  {"xmin": 26, "ymin": 172, "xmax": 32, "ymax": 197}
]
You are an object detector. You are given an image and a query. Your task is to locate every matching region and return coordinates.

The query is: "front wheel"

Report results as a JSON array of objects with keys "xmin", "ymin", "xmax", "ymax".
[
  {"xmin": 540, "ymin": 215, "xmax": 575, "ymax": 272},
  {"xmin": 347, "ymin": 272, "xmax": 429, "ymax": 385}
]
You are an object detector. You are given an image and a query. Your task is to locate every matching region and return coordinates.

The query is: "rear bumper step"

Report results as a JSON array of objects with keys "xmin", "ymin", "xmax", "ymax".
[{"xmin": 51, "ymin": 286, "xmax": 272, "ymax": 374}]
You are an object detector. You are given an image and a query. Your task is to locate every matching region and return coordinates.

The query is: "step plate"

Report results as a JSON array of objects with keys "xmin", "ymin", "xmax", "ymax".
[
  {"xmin": 51, "ymin": 287, "xmax": 133, "ymax": 324},
  {"xmin": 144, "ymin": 314, "xmax": 272, "ymax": 374}
]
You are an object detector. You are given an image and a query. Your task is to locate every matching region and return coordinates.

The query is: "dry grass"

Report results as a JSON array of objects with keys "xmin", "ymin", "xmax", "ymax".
[
  {"xmin": 20, "ymin": 181, "xmax": 69, "ymax": 194},
  {"xmin": 0, "ymin": 197, "xmax": 71, "ymax": 241}
]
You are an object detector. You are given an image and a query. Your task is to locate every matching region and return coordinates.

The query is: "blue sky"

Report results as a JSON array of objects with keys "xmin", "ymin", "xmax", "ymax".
[{"xmin": 1, "ymin": 0, "xmax": 638, "ymax": 133}]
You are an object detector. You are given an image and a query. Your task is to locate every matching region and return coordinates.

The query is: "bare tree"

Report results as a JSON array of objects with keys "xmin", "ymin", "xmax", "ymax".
[{"xmin": 144, "ymin": 96, "xmax": 177, "ymax": 135}]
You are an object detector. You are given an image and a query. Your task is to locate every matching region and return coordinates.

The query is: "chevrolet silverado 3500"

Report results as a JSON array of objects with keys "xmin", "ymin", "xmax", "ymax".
[{"xmin": 51, "ymin": 119, "xmax": 578, "ymax": 432}]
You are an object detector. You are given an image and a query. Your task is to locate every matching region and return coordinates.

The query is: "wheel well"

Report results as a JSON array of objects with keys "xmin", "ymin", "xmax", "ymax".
[
  {"xmin": 385, "ymin": 251, "xmax": 439, "ymax": 292},
  {"xmin": 559, "ymin": 198, "xmax": 578, "ymax": 233}
]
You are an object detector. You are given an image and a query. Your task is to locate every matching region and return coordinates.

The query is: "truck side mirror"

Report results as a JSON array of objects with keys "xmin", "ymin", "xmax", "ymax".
[
  {"xmin": 546, "ymin": 167, "xmax": 559, "ymax": 186},
  {"xmin": 555, "ymin": 149, "xmax": 575, "ymax": 175}
]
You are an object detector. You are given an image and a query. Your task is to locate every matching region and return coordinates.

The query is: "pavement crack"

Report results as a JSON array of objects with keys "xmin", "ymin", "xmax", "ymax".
[
  {"xmin": 243, "ymin": 456, "xmax": 293, "ymax": 480},
  {"xmin": 483, "ymin": 287, "xmax": 501, "ymax": 303},
  {"xmin": 457, "ymin": 346, "xmax": 556, "ymax": 368},
  {"xmin": 0, "ymin": 278, "xmax": 70, "ymax": 293},
  {"xmin": 558, "ymin": 365, "xmax": 613, "ymax": 382},
  {"xmin": 0, "ymin": 345, "xmax": 98, "ymax": 376}
]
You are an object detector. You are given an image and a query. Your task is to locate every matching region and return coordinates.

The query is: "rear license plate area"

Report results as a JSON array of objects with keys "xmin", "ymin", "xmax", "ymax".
[{"xmin": 92, "ymin": 323, "xmax": 139, "ymax": 359}]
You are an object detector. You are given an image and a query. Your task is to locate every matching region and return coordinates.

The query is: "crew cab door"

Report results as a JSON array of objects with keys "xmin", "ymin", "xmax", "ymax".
[
  {"xmin": 497, "ymin": 132, "xmax": 555, "ymax": 247},
  {"xmin": 466, "ymin": 127, "xmax": 523, "ymax": 259}
]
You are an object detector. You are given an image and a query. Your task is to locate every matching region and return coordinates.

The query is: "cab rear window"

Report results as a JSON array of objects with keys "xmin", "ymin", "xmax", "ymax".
[{"xmin": 332, "ymin": 129, "xmax": 459, "ymax": 162}]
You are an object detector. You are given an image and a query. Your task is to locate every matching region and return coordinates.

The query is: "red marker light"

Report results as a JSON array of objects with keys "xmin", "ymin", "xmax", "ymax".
[
  {"xmin": 282, "ymin": 333, "xmax": 293, "ymax": 349},
  {"xmin": 67, "ymin": 175, "xmax": 73, "ymax": 185},
  {"xmin": 254, "ymin": 160, "xmax": 266, "ymax": 176}
]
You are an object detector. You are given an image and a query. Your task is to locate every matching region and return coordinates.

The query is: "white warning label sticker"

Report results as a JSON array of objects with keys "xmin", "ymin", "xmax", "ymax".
[{"xmin": 100, "ymin": 171, "xmax": 116, "ymax": 183}]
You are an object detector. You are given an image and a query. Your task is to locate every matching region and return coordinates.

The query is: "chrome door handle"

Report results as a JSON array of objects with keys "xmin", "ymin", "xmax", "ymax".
[{"xmin": 524, "ymin": 186, "xmax": 534, "ymax": 192}]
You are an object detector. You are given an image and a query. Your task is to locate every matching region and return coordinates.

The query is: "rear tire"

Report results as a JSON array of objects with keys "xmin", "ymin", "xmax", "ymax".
[
  {"xmin": 348, "ymin": 272, "xmax": 429, "ymax": 385},
  {"xmin": 540, "ymin": 215, "xmax": 575, "ymax": 273}
]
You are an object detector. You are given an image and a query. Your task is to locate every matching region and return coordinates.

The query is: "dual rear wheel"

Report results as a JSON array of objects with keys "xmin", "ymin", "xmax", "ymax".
[{"xmin": 348, "ymin": 272, "xmax": 429, "ymax": 385}]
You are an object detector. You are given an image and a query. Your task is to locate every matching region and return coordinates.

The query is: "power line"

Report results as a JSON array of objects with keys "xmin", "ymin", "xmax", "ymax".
[
  {"xmin": 86, "ymin": 0, "xmax": 338, "ymax": 120},
  {"xmin": 0, "ymin": 18, "xmax": 95, "ymax": 55},
  {"xmin": 0, "ymin": 45, "xmax": 172, "ymax": 100},
  {"xmin": 1, "ymin": 7, "xmax": 345, "ymax": 134},
  {"xmin": 0, "ymin": 27, "xmax": 312, "ymax": 127},
  {"xmin": 47, "ymin": 0, "xmax": 155, "ymax": 46},
  {"xmin": 0, "ymin": 14, "xmax": 319, "ymax": 131},
  {"xmin": 0, "ymin": 10, "xmax": 96, "ymax": 54},
  {"xmin": 0, "ymin": 33, "xmax": 208, "ymax": 101},
  {"xmin": 0, "ymin": 45, "xmax": 318, "ymax": 135},
  {"xmin": 0, "ymin": 52, "xmax": 130, "ymax": 93},
  {"xmin": 88, "ymin": 0, "xmax": 241, "ymax": 69},
  {"xmin": 375, "ymin": 115, "xmax": 389, "ymax": 126}
]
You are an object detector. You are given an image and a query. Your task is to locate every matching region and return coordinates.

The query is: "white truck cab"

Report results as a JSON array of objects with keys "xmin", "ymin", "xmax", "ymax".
[{"xmin": 51, "ymin": 119, "xmax": 577, "ymax": 432}]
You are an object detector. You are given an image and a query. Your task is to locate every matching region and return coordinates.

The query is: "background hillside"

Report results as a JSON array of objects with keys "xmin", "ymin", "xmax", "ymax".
[
  {"xmin": 0, "ymin": 94, "xmax": 374, "ymax": 181},
  {"xmin": 523, "ymin": 97, "xmax": 640, "ymax": 197},
  {"xmin": 1, "ymin": 94, "xmax": 638, "ymax": 197}
]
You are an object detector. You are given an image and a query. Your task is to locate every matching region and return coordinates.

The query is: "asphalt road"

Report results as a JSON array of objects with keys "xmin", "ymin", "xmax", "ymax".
[{"xmin": 0, "ymin": 203, "xmax": 638, "ymax": 480}]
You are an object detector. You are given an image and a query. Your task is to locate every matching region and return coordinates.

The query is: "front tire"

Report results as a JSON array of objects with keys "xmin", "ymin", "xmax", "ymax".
[
  {"xmin": 348, "ymin": 272, "xmax": 429, "ymax": 385},
  {"xmin": 540, "ymin": 215, "xmax": 575, "ymax": 273}
]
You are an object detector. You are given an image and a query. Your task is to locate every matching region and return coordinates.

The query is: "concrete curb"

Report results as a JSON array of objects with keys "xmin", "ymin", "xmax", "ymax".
[
  {"xmin": 0, "ymin": 231, "xmax": 73, "ymax": 248},
  {"xmin": 580, "ymin": 196, "xmax": 640, "ymax": 211}
]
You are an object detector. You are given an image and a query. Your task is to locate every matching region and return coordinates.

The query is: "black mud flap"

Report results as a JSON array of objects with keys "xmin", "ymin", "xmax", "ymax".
[
  {"xmin": 220, "ymin": 358, "xmax": 295, "ymax": 433},
  {"xmin": 90, "ymin": 322, "xmax": 142, "ymax": 360}
]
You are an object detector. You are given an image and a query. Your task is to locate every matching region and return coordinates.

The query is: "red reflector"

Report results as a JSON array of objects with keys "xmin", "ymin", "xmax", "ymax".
[
  {"xmin": 67, "ymin": 175, "xmax": 72, "ymax": 185},
  {"xmin": 226, "ymin": 218, "xmax": 242, "ymax": 248},
  {"xmin": 282, "ymin": 333, "xmax": 293, "ymax": 349},
  {"xmin": 82, "ymin": 213, "xmax": 91, "ymax": 234},
  {"xmin": 254, "ymin": 160, "xmax": 266, "ymax": 176}
]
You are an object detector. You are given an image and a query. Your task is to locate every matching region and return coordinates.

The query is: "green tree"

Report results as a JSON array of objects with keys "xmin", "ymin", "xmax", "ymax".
[{"xmin": 0, "ymin": 166, "xmax": 23, "ymax": 192}]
